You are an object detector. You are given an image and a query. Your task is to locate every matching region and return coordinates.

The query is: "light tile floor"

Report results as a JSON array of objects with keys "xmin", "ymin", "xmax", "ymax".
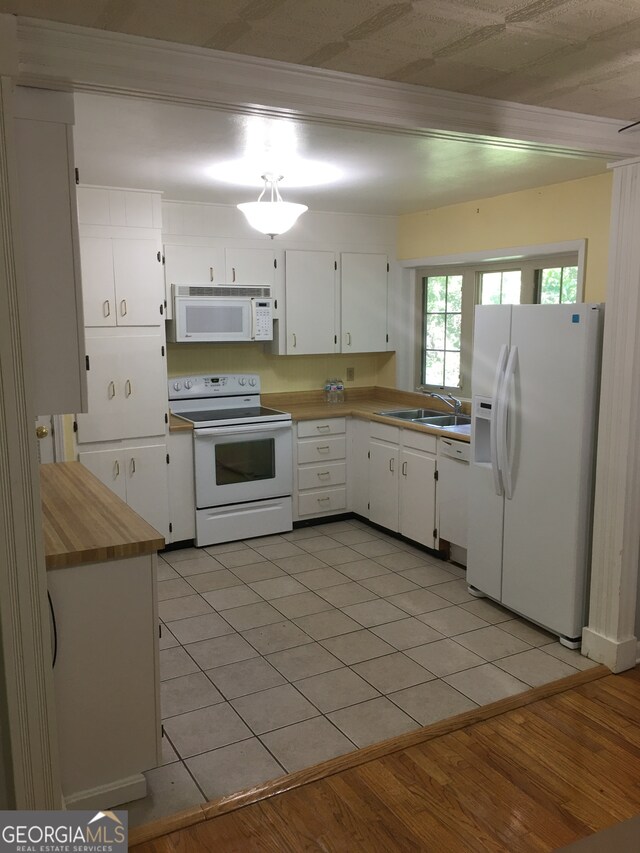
[{"xmin": 123, "ymin": 518, "xmax": 598, "ymax": 826}]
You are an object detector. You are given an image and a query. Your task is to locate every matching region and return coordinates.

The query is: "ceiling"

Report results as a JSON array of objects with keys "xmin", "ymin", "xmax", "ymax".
[
  {"xmin": 3, "ymin": 2, "xmax": 627, "ymax": 214},
  {"xmin": 2, "ymin": 0, "xmax": 640, "ymax": 121}
]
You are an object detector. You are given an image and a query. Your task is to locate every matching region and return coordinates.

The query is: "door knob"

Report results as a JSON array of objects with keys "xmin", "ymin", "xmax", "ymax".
[{"xmin": 36, "ymin": 425, "xmax": 49, "ymax": 439}]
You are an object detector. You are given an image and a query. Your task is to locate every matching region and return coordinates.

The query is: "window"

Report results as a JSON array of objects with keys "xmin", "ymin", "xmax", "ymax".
[
  {"xmin": 417, "ymin": 252, "xmax": 581, "ymax": 396},
  {"xmin": 422, "ymin": 275, "xmax": 462, "ymax": 388},
  {"xmin": 536, "ymin": 265, "xmax": 578, "ymax": 304}
]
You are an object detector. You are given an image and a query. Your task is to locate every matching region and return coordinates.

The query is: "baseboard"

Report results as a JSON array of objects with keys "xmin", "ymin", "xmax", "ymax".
[
  {"xmin": 63, "ymin": 773, "xmax": 147, "ymax": 810},
  {"xmin": 582, "ymin": 626, "xmax": 637, "ymax": 673}
]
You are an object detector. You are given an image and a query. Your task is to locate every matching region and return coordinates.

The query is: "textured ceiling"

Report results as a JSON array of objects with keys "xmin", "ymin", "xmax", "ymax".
[{"xmin": 2, "ymin": 0, "xmax": 640, "ymax": 120}]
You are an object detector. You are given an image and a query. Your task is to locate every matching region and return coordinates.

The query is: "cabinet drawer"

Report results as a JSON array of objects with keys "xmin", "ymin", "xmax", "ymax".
[
  {"xmin": 298, "ymin": 418, "xmax": 346, "ymax": 438},
  {"xmin": 298, "ymin": 487, "xmax": 347, "ymax": 517},
  {"xmin": 402, "ymin": 429, "xmax": 437, "ymax": 454},
  {"xmin": 370, "ymin": 422, "xmax": 400, "ymax": 443},
  {"xmin": 298, "ymin": 461, "xmax": 346, "ymax": 491},
  {"xmin": 297, "ymin": 436, "xmax": 346, "ymax": 464}
]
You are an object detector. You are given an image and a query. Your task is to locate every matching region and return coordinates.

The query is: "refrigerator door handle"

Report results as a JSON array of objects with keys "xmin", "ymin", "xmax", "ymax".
[
  {"xmin": 500, "ymin": 346, "xmax": 518, "ymax": 500},
  {"xmin": 491, "ymin": 344, "xmax": 509, "ymax": 496}
]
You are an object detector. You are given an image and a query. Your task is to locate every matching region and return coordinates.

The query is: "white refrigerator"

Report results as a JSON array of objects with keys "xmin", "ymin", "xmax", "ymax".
[{"xmin": 467, "ymin": 303, "xmax": 603, "ymax": 646}]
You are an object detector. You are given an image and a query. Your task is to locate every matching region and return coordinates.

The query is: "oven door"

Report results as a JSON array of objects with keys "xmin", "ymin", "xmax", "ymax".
[
  {"xmin": 175, "ymin": 297, "xmax": 252, "ymax": 342},
  {"xmin": 193, "ymin": 421, "xmax": 293, "ymax": 508}
]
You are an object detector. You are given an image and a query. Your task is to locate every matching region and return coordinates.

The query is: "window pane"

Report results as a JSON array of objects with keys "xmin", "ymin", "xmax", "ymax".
[
  {"xmin": 424, "ymin": 351, "xmax": 444, "ymax": 385},
  {"xmin": 445, "ymin": 314, "xmax": 461, "ymax": 351},
  {"xmin": 501, "ymin": 270, "xmax": 521, "ymax": 304},
  {"xmin": 561, "ymin": 266, "xmax": 578, "ymax": 303},
  {"xmin": 447, "ymin": 276, "xmax": 463, "ymax": 312},
  {"xmin": 426, "ymin": 276, "xmax": 447, "ymax": 312},
  {"xmin": 426, "ymin": 313, "xmax": 445, "ymax": 350},
  {"xmin": 444, "ymin": 351, "xmax": 460, "ymax": 387},
  {"xmin": 540, "ymin": 267, "xmax": 562, "ymax": 304},
  {"xmin": 481, "ymin": 272, "xmax": 502, "ymax": 304}
]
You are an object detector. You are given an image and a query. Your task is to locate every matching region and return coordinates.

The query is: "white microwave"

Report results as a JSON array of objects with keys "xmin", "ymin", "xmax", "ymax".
[{"xmin": 168, "ymin": 285, "xmax": 273, "ymax": 343}]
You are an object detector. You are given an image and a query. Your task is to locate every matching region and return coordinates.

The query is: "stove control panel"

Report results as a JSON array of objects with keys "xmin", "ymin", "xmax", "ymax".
[{"xmin": 168, "ymin": 374, "xmax": 261, "ymax": 399}]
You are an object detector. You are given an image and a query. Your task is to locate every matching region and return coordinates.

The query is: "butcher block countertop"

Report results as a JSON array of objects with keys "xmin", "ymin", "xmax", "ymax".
[
  {"xmin": 170, "ymin": 386, "xmax": 471, "ymax": 443},
  {"xmin": 41, "ymin": 462, "xmax": 165, "ymax": 570}
]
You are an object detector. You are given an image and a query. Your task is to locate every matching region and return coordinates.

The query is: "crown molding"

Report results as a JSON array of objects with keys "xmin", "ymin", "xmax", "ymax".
[{"xmin": 9, "ymin": 15, "xmax": 640, "ymax": 160}]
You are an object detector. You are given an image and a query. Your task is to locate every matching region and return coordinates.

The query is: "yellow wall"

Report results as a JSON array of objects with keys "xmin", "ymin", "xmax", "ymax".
[
  {"xmin": 397, "ymin": 172, "xmax": 613, "ymax": 302},
  {"xmin": 167, "ymin": 345, "xmax": 396, "ymax": 393}
]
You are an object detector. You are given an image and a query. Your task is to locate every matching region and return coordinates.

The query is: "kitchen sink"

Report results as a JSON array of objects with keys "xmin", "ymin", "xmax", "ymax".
[
  {"xmin": 415, "ymin": 414, "xmax": 472, "ymax": 427},
  {"xmin": 377, "ymin": 408, "xmax": 444, "ymax": 420}
]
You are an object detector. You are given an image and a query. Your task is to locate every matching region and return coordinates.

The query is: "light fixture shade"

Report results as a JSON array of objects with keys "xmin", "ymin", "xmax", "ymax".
[
  {"xmin": 237, "ymin": 174, "xmax": 308, "ymax": 238},
  {"xmin": 237, "ymin": 200, "xmax": 308, "ymax": 238}
]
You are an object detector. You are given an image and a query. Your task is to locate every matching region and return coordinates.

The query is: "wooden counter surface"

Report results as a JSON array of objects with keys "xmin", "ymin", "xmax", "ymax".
[
  {"xmin": 169, "ymin": 387, "xmax": 471, "ymax": 442},
  {"xmin": 41, "ymin": 462, "xmax": 165, "ymax": 570}
]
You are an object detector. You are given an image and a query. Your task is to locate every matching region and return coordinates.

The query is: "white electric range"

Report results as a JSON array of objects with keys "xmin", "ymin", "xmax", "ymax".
[{"xmin": 169, "ymin": 374, "xmax": 293, "ymax": 546}]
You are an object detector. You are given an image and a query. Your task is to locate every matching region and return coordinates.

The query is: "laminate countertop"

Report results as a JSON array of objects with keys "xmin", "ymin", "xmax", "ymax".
[
  {"xmin": 169, "ymin": 386, "xmax": 471, "ymax": 443},
  {"xmin": 40, "ymin": 462, "xmax": 165, "ymax": 570}
]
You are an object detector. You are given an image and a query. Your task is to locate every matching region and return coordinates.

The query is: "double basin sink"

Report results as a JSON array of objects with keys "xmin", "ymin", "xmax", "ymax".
[{"xmin": 376, "ymin": 407, "xmax": 472, "ymax": 433}]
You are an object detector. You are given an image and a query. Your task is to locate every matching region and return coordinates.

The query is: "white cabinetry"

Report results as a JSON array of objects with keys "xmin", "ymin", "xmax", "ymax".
[
  {"xmin": 78, "ymin": 443, "xmax": 170, "ymax": 539},
  {"xmin": 80, "ymin": 236, "xmax": 164, "ymax": 327},
  {"xmin": 295, "ymin": 418, "xmax": 348, "ymax": 520},
  {"xmin": 369, "ymin": 423, "xmax": 437, "ymax": 549},
  {"xmin": 285, "ymin": 250, "xmax": 338, "ymax": 355},
  {"xmin": 341, "ymin": 253, "xmax": 388, "ymax": 353},
  {"xmin": 13, "ymin": 87, "xmax": 87, "ymax": 415},
  {"xmin": 437, "ymin": 437, "xmax": 470, "ymax": 549},
  {"xmin": 76, "ymin": 330, "xmax": 167, "ymax": 443},
  {"xmin": 348, "ymin": 418, "xmax": 370, "ymax": 518},
  {"xmin": 49, "ymin": 553, "xmax": 160, "ymax": 808},
  {"xmin": 167, "ymin": 430, "xmax": 196, "ymax": 542},
  {"xmin": 225, "ymin": 247, "xmax": 276, "ymax": 286}
]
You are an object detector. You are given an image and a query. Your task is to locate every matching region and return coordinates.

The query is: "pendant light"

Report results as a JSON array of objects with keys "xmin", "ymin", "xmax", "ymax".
[{"xmin": 237, "ymin": 174, "xmax": 308, "ymax": 238}]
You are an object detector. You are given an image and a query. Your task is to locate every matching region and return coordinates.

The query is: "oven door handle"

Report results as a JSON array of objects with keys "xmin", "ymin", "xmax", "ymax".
[{"xmin": 194, "ymin": 422, "xmax": 292, "ymax": 437}]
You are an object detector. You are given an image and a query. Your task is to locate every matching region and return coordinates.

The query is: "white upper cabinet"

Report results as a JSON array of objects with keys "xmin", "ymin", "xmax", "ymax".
[
  {"xmin": 285, "ymin": 250, "xmax": 338, "ymax": 355},
  {"xmin": 80, "ymin": 237, "xmax": 164, "ymax": 328},
  {"xmin": 341, "ymin": 252, "xmax": 388, "ymax": 353},
  {"xmin": 77, "ymin": 187, "xmax": 162, "ymax": 229},
  {"xmin": 225, "ymin": 248, "xmax": 276, "ymax": 286},
  {"xmin": 164, "ymin": 245, "xmax": 226, "ymax": 287}
]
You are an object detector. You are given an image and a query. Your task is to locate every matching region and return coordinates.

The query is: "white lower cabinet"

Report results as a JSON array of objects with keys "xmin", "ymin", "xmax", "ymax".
[
  {"xmin": 369, "ymin": 423, "xmax": 438, "ymax": 549},
  {"xmin": 295, "ymin": 418, "xmax": 348, "ymax": 520},
  {"xmin": 167, "ymin": 430, "xmax": 196, "ymax": 543},
  {"xmin": 348, "ymin": 418, "xmax": 370, "ymax": 518},
  {"xmin": 78, "ymin": 442, "xmax": 170, "ymax": 538}
]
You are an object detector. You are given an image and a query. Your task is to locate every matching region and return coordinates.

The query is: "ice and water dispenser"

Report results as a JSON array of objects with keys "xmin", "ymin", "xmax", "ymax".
[{"xmin": 472, "ymin": 396, "xmax": 494, "ymax": 463}]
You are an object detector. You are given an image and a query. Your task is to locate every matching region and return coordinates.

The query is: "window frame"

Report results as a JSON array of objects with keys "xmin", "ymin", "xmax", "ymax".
[{"xmin": 415, "ymin": 251, "xmax": 581, "ymax": 398}]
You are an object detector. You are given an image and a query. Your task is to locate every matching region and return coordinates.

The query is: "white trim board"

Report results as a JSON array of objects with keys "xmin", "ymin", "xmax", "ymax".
[
  {"xmin": 400, "ymin": 240, "xmax": 587, "ymax": 269},
  {"xmin": 9, "ymin": 16, "xmax": 640, "ymax": 160}
]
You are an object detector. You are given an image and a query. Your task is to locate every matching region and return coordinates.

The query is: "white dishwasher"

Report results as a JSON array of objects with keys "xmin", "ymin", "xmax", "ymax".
[{"xmin": 437, "ymin": 437, "xmax": 470, "ymax": 549}]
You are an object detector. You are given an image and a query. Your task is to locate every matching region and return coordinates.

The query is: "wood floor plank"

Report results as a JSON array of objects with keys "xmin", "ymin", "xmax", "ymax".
[{"xmin": 131, "ymin": 667, "xmax": 640, "ymax": 853}]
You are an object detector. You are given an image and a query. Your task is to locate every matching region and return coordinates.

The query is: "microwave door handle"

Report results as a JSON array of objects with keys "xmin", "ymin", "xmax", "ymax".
[
  {"xmin": 194, "ymin": 422, "xmax": 292, "ymax": 437},
  {"xmin": 250, "ymin": 299, "xmax": 256, "ymax": 340}
]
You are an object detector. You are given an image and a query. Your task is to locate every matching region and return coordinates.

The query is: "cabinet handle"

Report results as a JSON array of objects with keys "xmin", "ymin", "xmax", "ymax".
[
  {"xmin": 108, "ymin": 380, "xmax": 116, "ymax": 399},
  {"xmin": 125, "ymin": 379, "xmax": 133, "ymax": 397},
  {"xmin": 130, "ymin": 457, "xmax": 136, "ymax": 475},
  {"xmin": 402, "ymin": 461, "xmax": 408, "ymax": 477},
  {"xmin": 317, "ymin": 496, "xmax": 331, "ymax": 504},
  {"xmin": 316, "ymin": 424, "xmax": 331, "ymax": 432},
  {"xmin": 103, "ymin": 299, "xmax": 111, "ymax": 318},
  {"xmin": 210, "ymin": 267, "xmax": 214, "ymax": 282},
  {"xmin": 292, "ymin": 333, "xmax": 297, "ymax": 348},
  {"xmin": 317, "ymin": 445, "xmax": 330, "ymax": 453},
  {"xmin": 113, "ymin": 460, "xmax": 120, "ymax": 478},
  {"xmin": 389, "ymin": 457, "xmax": 395, "ymax": 472},
  {"xmin": 346, "ymin": 331, "xmax": 352, "ymax": 346},
  {"xmin": 317, "ymin": 471, "xmax": 331, "ymax": 479},
  {"xmin": 120, "ymin": 298, "xmax": 128, "ymax": 316},
  {"xmin": 232, "ymin": 267, "xmax": 236, "ymax": 283}
]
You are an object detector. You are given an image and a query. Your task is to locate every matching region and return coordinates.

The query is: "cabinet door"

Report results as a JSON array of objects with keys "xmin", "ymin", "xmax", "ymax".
[
  {"xmin": 400, "ymin": 448, "xmax": 436, "ymax": 548},
  {"xmin": 225, "ymin": 248, "xmax": 276, "ymax": 286},
  {"xmin": 77, "ymin": 447, "xmax": 127, "ymax": 503},
  {"xmin": 125, "ymin": 443, "xmax": 170, "ymax": 538},
  {"xmin": 167, "ymin": 431, "xmax": 195, "ymax": 543},
  {"xmin": 76, "ymin": 336, "xmax": 124, "ymax": 444},
  {"xmin": 341, "ymin": 253, "xmax": 388, "ymax": 353},
  {"xmin": 80, "ymin": 237, "xmax": 116, "ymax": 328},
  {"xmin": 163, "ymin": 245, "xmax": 227, "ymax": 319},
  {"xmin": 348, "ymin": 418, "xmax": 370, "ymax": 518},
  {"xmin": 119, "ymin": 334, "xmax": 168, "ymax": 439},
  {"xmin": 112, "ymin": 238, "xmax": 164, "ymax": 326},
  {"xmin": 285, "ymin": 250, "xmax": 338, "ymax": 354},
  {"xmin": 368, "ymin": 439, "xmax": 399, "ymax": 531}
]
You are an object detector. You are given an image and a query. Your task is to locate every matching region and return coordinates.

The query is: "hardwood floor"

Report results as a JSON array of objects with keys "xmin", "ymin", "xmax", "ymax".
[{"xmin": 131, "ymin": 666, "xmax": 640, "ymax": 852}]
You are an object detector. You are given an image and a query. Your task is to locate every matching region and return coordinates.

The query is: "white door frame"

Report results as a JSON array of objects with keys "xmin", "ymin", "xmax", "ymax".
[{"xmin": 1, "ymin": 11, "xmax": 639, "ymax": 806}]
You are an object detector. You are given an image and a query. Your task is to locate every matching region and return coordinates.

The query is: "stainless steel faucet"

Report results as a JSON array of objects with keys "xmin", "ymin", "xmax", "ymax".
[{"xmin": 417, "ymin": 388, "xmax": 463, "ymax": 416}]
